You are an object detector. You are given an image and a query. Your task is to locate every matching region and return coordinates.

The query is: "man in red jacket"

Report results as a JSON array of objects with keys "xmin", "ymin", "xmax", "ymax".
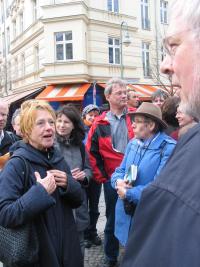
[{"xmin": 86, "ymin": 78, "xmax": 134, "ymax": 267}]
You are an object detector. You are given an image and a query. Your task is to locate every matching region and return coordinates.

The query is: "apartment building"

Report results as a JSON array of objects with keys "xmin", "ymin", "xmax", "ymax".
[{"xmin": 0, "ymin": 0, "xmax": 170, "ymax": 105}]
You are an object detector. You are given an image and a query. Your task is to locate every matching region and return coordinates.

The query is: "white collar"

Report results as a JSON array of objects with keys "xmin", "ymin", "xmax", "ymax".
[{"xmin": 0, "ymin": 131, "xmax": 4, "ymax": 145}]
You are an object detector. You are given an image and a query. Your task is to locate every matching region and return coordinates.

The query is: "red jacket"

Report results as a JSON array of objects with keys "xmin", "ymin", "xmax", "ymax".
[{"xmin": 86, "ymin": 111, "xmax": 134, "ymax": 184}]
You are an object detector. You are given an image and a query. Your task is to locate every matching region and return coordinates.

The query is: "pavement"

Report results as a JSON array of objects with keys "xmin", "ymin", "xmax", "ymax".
[
  {"xmin": 84, "ymin": 190, "xmax": 124, "ymax": 267},
  {"xmin": 84, "ymin": 190, "xmax": 106, "ymax": 267},
  {"xmin": 0, "ymin": 190, "xmax": 123, "ymax": 267}
]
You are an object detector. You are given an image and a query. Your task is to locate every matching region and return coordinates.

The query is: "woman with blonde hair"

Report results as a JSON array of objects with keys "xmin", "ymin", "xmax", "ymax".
[{"xmin": 0, "ymin": 100, "xmax": 83, "ymax": 267}]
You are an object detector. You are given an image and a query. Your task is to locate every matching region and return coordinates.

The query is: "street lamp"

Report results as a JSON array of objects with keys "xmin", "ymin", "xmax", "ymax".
[{"xmin": 120, "ymin": 21, "xmax": 131, "ymax": 79}]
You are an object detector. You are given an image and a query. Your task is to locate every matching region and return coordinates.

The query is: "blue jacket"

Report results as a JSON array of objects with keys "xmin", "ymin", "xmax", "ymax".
[{"xmin": 111, "ymin": 132, "xmax": 176, "ymax": 246}]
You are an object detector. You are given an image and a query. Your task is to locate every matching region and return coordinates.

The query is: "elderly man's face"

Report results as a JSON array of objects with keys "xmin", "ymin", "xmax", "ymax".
[
  {"xmin": 160, "ymin": 18, "xmax": 200, "ymax": 119},
  {"xmin": 0, "ymin": 102, "xmax": 9, "ymax": 132}
]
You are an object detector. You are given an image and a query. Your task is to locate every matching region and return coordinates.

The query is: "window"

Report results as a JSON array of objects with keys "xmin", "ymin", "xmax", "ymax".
[
  {"xmin": 13, "ymin": 19, "xmax": 16, "ymax": 39},
  {"xmin": 19, "ymin": 12, "xmax": 23, "ymax": 33},
  {"xmin": 7, "ymin": 27, "xmax": 10, "ymax": 52},
  {"xmin": 32, "ymin": 0, "xmax": 37, "ymax": 22},
  {"xmin": 14, "ymin": 57, "xmax": 18, "ymax": 79},
  {"xmin": 2, "ymin": 32, "xmax": 5, "ymax": 57},
  {"xmin": 6, "ymin": 1, "xmax": 10, "ymax": 18},
  {"xmin": 142, "ymin": 42, "xmax": 151, "ymax": 77},
  {"xmin": 55, "ymin": 31, "xmax": 73, "ymax": 61},
  {"xmin": 141, "ymin": 0, "xmax": 150, "ymax": 30},
  {"xmin": 160, "ymin": 0, "xmax": 168, "ymax": 24},
  {"xmin": 107, "ymin": 0, "xmax": 119, "ymax": 13},
  {"xmin": 108, "ymin": 37, "xmax": 120, "ymax": 64},
  {"xmin": 8, "ymin": 61, "xmax": 12, "ymax": 90},
  {"xmin": 34, "ymin": 45, "xmax": 39, "ymax": 71},
  {"xmin": 0, "ymin": 0, "xmax": 4, "ymax": 23},
  {"xmin": 21, "ymin": 54, "xmax": 25, "ymax": 77}
]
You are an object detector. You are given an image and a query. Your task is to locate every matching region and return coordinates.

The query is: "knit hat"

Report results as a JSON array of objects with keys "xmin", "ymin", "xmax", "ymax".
[
  {"xmin": 129, "ymin": 102, "xmax": 168, "ymax": 129},
  {"xmin": 82, "ymin": 104, "xmax": 100, "ymax": 118}
]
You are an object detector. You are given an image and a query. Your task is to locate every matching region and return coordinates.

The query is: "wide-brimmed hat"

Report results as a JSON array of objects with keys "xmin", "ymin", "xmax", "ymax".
[
  {"xmin": 82, "ymin": 104, "xmax": 100, "ymax": 118},
  {"xmin": 129, "ymin": 102, "xmax": 167, "ymax": 129}
]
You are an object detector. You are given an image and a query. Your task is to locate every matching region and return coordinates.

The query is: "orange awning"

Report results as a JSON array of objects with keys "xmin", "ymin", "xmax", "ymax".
[
  {"xmin": 127, "ymin": 84, "xmax": 170, "ymax": 100},
  {"xmin": 98, "ymin": 83, "xmax": 170, "ymax": 100},
  {"xmin": 36, "ymin": 83, "xmax": 91, "ymax": 102}
]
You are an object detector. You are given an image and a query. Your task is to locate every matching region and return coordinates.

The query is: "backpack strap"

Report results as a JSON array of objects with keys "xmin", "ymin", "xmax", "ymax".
[{"xmin": 11, "ymin": 155, "xmax": 30, "ymax": 192}]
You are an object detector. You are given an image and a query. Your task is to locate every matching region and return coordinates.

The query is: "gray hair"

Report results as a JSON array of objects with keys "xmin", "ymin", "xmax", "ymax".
[
  {"xmin": 151, "ymin": 89, "xmax": 168, "ymax": 101},
  {"xmin": 11, "ymin": 108, "xmax": 21, "ymax": 126},
  {"xmin": 178, "ymin": 103, "xmax": 199, "ymax": 122},
  {"xmin": 127, "ymin": 89, "xmax": 136, "ymax": 100},
  {"xmin": 170, "ymin": 0, "xmax": 200, "ymax": 38},
  {"xmin": 104, "ymin": 78, "xmax": 127, "ymax": 96}
]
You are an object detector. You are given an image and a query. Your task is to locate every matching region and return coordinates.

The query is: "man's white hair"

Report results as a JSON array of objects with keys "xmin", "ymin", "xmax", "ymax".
[
  {"xmin": 170, "ymin": 0, "xmax": 200, "ymax": 38},
  {"xmin": 170, "ymin": 0, "xmax": 200, "ymax": 120}
]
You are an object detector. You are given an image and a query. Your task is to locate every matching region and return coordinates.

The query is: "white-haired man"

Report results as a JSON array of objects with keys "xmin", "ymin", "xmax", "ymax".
[{"xmin": 121, "ymin": 1, "xmax": 200, "ymax": 267}]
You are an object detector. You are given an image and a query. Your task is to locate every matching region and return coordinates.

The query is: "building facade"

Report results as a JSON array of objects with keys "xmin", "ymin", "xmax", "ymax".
[{"xmin": 0, "ymin": 0, "xmax": 171, "ymax": 100}]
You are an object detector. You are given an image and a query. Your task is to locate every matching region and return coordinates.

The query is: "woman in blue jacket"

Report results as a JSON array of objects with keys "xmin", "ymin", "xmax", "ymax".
[{"xmin": 111, "ymin": 102, "xmax": 176, "ymax": 246}]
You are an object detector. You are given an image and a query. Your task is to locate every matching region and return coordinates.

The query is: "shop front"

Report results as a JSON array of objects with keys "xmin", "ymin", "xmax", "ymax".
[{"xmin": 36, "ymin": 83, "xmax": 107, "ymax": 111}]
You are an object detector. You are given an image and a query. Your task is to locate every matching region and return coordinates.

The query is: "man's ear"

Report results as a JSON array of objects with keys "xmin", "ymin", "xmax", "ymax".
[
  {"xmin": 149, "ymin": 121, "xmax": 156, "ymax": 132},
  {"xmin": 105, "ymin": 94, "xmax": 110, "ymax": 102}
]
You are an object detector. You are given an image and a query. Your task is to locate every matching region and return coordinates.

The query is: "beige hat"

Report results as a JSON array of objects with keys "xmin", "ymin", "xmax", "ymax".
[{"xmin": 130, "ymin": 102, "xmax": 168, "ymax": 129}]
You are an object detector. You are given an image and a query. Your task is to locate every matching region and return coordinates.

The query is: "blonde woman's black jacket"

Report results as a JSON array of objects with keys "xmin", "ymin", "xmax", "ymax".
[
  {"xmin": 0, "ymin": 142, "xmax": 84, "ymax": 267},
  {"xmin": 121, "ymin": 123, "xmax": 200, "ymax": 267}
]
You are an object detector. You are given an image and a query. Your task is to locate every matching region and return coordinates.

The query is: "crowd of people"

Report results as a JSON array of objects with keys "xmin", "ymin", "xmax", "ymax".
[{"xmin": 0, "ymin": 0, "xmax": 200, "ymax": 266}]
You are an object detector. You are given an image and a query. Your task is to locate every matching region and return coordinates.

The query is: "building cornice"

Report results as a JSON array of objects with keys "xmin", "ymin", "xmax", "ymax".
[
  {"xmin": 12, "ymin": 68, "xmax": 44, "ymax": 83},
  {"xmin": 89, "ymin": 19, "xmax": 137, "ymax": 32},
  {"xmin": 41, "ymin": 14, "xmax": 89, "ymax": 24},
  {"xmin": 41, "ymin": 1, "xmax": 136, "ymax": 21},
  {"xmin": 43, "ymin": 60, "xmax": 87, "ymax": 66},
  {"xmin": 41, "ymin": 0, "xmax": 89, "ymax": 10},
  {"xmin": 10, "ymin": 25, "xmax": 44, "ymax": 54},
  {"xmin": 43, "ymin": 60, "xmax": 137, "ymax": 70},
  {"xmin": 12, "ymin": 81, "xmax": 45, "ymax": 92},
  {"xmin": 41, "ymin": 74, "xmax": 91, "ymax": 84},
  {"xmin": 41, "ymin": 14, "xmax": 137, "ymax": 32},
  {"xmin": 41, "ymin": 1, "xmax": 136, "ymax": 29}
]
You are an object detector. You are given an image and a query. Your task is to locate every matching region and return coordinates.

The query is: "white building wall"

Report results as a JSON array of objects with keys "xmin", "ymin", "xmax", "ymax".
[{"xmin": 0, "ymin": 0, "xmax": 172, "ymax": 96}]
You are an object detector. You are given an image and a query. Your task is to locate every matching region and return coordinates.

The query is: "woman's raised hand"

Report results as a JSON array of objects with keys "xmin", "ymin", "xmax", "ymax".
[
  {"xmin": 35, "ymin": 171, "xmax": 57, "ymax": 194},
  {"xmin": 48, "ymin": 169, "xmax": 68, "ymax": 188}
]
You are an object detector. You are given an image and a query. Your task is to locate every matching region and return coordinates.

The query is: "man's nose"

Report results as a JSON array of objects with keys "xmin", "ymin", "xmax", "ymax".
[{"xmin": 160, "ymin": 54, "xmax": 173, "ymax": 75}]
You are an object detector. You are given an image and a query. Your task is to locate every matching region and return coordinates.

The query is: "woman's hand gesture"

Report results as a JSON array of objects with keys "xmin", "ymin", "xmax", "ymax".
[
  {"xmin": 35, "ymin": 171, "xmax": 57, "ymax": 194},
  {"xmin": 49, "ymin": 169, "xmax": 68, "ymax": 188}
]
